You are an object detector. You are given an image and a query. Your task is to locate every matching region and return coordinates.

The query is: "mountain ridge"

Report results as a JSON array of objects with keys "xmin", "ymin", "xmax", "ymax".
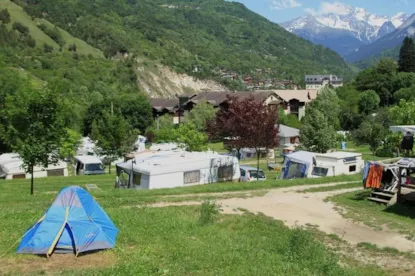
[
  {"xmin": 347, "ymin": 13, "xmax": 415, "ymax": 64},
  {"xmin": 282, "ymin": 5, "xmax": 408, "ymax": 57}
]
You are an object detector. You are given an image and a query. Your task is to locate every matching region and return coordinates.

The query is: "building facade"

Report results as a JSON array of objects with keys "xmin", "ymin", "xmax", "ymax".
[{"xmin": 305, "ymin": 75, "xmax": 343, "ymax": 90}]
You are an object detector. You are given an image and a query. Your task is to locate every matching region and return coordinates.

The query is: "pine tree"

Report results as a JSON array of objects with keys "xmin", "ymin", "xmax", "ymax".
[{"xmin": 398, "ymin": 37, "xmax": 415, "ymax": 73}]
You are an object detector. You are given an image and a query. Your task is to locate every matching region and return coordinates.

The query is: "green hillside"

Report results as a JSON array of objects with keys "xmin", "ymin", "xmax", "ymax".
[
  {"xmin": 0, "ymin": 0, "xmax": 102, "ymax": 57},
  {"xmin": 16, "ymin": 0, "xmax": 353, "ymax": 81}
]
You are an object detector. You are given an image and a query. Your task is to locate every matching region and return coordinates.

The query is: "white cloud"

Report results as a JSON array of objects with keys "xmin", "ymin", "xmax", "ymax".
[
  {"xmin": 270, "ymin": 0, "xmax": 302, "ymax": 10},
  {"xmin": 304, "ymin": 1, "xmax": 352, "ymax": 15}
]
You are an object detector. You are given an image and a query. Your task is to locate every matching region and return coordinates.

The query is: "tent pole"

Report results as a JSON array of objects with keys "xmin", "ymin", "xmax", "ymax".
[{"xmin": 398, "ymin": 167, "xmax": 402, "ymax": 204}]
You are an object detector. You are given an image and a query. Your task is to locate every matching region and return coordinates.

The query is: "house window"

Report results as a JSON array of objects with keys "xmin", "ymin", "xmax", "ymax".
[
  {"xmin": 184, "ymin": 170, "xmax": 200, "ymax": 184},
  {"xmin": 218, "ymin": 165, "xmax": 234, "ymax": 181},
  {"xmin": 47, "ymin": 169, "xmax": 64, "ymax": 177},
  {"xmin": 349, "ymin": 165, "xmax": 356, "ymax": 172}
]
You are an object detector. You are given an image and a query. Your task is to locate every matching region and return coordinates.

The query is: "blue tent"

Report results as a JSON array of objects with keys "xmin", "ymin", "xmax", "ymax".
[{"xmin": 17, "ymin": 186, "xmax": 118, "ymax": 257}]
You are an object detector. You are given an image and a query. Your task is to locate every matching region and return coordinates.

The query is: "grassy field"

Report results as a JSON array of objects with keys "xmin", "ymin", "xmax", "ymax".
[
  {"xmin": 299, "ymin": 182, "xmax": 361, "ymax": 193},
  {"xmin": 0, "ymin": 174, "xmax": 384, "ymax": 275},
  {"xmin": 329, "ymin": 190, "xmax": 415, "ymax": 241}
]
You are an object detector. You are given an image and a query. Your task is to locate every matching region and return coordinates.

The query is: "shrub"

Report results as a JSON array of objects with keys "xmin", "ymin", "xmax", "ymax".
[
  {"xmin": 43, "ymin": 43, "xmax": 53, "ymax": 53},
  {"xmin": 198, "ymin": 200, "xmax": 219, "ymax": 225},
  {"xmin": 12, "ymin": 22, "xmax": 29, "ymax": 35}
]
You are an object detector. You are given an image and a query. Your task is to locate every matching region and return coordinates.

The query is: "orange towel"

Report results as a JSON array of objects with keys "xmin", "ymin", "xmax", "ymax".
[{"xmin": 365, "ymin": 165, "xmax": 383, "ymax": 189}]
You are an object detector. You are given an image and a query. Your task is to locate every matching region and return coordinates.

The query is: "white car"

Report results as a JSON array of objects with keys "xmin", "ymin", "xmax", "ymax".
[{"xmin": 240, "ymin": 166, "xmax": 267, "ymax": 182}]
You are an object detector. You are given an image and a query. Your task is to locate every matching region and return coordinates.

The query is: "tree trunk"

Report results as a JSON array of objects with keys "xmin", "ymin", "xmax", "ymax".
[
  {"xmin": 109, "ymin": 162, "xmax": 111, "ymax": 174},
  {"xmin": 256, "ymin": 150, "xmax": 260, "ymax": 182},
  {"xmin": 30, "ymin": 165, "xmax": 34, "ymax": 195}
]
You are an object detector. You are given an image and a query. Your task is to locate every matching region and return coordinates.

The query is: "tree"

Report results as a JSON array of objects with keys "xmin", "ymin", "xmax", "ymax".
[
  {"xmin": 59, "ymin": 129, "xmax": 82, "ymax": 160},
  {"xmin": 353, "ymin": 117, "xmax": 387, "ymax": 155},
  {"xmin": 175, "ymin": 123, "xmax": 208, "ymax": 152},
  {"xmin": 389, "ymin": 99, "xmax": 415, "ymax": 125},
  {"xmin": 91, "ymin": 111, "xmax": 136, "ymax": 174},
  {"xmin": 394, "ymin": 86, "xmax": 415, "ymax": 102},
  {"xmin": 358, "ymin": 90, "xmax": 380, "ymax": 115},
  {"xmin": 355, "ymin": 59, "xmax": 397, "ymax": 106},
  {"xmin": 208, "ymin": 95, "xmax": 278, "ymax": 178},
  {"xmin": 279, "ymin": 109, "xmax": 301, "ymax": 129},
  {"xmin": 300, "ymin": 107, "xmax": 337, "ymax": 153},
  {"xmin": 6, "ymin": 86, "xmax": 68, "ymax": 195},
  {"xmin": 12, "ymin": 22, "xmax": 29, "ymax": 35},
  {"xmin": 185, "ymin": 100, "xmax": 217, "ymax": 132},
  {"xmin": 337, "ymin": 86, "xmax": 362, "ymax": 131},
  {"xmin": 398, "ymin": 37, "xmax": 415, "ymax": 73},
  {"xmin": 309, "ymin": 87, "xmax": 341, "ymax": 130},
  {"xmin": 0, "ymin": 9, "xmax": 11, "ymax": 24}
]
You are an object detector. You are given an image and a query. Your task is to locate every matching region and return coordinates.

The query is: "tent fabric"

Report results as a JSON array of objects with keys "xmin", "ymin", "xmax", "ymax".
[
  {"xmin": 281, "ymin": 151, "xmax": 315, "ymax": 179},
  {"xmin": 17, "ymin": 186, "xmax": 118, "ymax": 256}
]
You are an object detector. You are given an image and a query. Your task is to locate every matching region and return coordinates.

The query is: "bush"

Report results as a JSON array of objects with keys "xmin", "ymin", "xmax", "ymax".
[
  {"xmin": 198, "ymin": 200, "xmax": 219, "ymax": 225},
  {"xmin": 43, "ymin": 43, "xmax": 53, "ymax": 53},
  {"xmin": 12, "ymin": 22, "xmax": 29, "ymax": 35},
  {"xmin": 0, "ymin": 9, "xmax": 11, "ymax": 24}
]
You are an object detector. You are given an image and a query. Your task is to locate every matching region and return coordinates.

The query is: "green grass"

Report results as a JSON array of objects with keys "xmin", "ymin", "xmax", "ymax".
[
  {"xmin": 300, "ymin": 182, "xmax": 361, "ymax": 193},
  {"xmin": 207, "ymin": 142, "xmax": 227, "ymax": 153},
  {"xmin": 329, "ymin": 190, "xmax": 415, "ymax": 240},
  {"xmin": 0, "ymin": 176, "xmax": 384, "ymax": 275},
  {"xmin": 1, "ymin": 0, "xmax": 102, "ymax": 57}
]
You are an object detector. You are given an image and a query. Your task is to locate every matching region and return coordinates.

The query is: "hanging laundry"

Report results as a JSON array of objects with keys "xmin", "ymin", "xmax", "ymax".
[{"xmin": 365, "ymin": 164, "xmax": 383, "ymax": 189}]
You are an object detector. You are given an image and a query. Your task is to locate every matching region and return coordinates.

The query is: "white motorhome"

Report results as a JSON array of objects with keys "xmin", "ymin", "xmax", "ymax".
[
  {"xmin": 0, "ymin": 154, "xmax": 68, "ymax": 180},
  {"xmin": 115, "ymin": 151, "xmax": 240, "ymax": 190},
  {"xmin": 73, "ymin": 156, "xmax": 105, "ymax": 176},
  {"xmin": 281, "ymin": 151, "xmax": 364, "ymax": 179}
]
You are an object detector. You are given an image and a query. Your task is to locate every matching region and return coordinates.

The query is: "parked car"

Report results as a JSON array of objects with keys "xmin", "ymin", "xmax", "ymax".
[{"xmin": 240, "ymin": 166, "xmax": 266, "ymax": 182}]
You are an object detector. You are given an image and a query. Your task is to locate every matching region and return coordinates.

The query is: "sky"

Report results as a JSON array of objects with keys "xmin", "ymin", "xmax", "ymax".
[{"xmin": 230, "ymin": 0, "xmax": 415, "ymax": 23}]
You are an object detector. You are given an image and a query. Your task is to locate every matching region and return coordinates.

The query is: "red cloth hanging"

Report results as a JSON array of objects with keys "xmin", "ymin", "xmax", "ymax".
[{"xmin": 365, "ymin": 165, "xmax": 383, "ymax": 189}]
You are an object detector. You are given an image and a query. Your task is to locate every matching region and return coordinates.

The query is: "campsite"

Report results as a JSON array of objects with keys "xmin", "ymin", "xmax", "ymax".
[{"xmin": 1, "ymin": 162, "xmax": 415, "ymax": 275}]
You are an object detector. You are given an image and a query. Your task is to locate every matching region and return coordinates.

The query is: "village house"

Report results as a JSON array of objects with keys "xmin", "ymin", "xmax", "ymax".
[
  {"xmin": 150, "ymin": 98, "xmax": 181, "ymax": 124},
  {"xmin": 305, "ymin": 75, "xmax": 343, "ymax": 90},
  {"xmin": 149, "ymin": 89, "xmax": 318, "ymax": 123}
]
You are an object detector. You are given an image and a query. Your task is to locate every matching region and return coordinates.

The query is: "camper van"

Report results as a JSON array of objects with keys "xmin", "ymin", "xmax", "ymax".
[
  {"xmin": 0, "ymin": 154, "xmax": 68, "ymax": 180},
  {"xmin": 115, "ymin": 151, "xmax": 240, "ymax": 190},
  {"xmin": 74, "ymin": 156, "xmax": 105, "ymax": 176},
  {"xmin": 281, "ymin": 151, "xmax": 364, "ymax": 179}
]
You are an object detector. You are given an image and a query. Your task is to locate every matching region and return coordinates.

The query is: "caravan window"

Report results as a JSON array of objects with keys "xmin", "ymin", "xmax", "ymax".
[
  {"xmin": 218, "ymin": 165, "xmax": 233, "ymax": 181},
  {"xmin": 349, "ymin": 165, "xmax": 356, "ymax": 172},
  {"xmin": 47, "ymin": 169, "xmax": 64, "ymax": 177},
  {"xmin": 85, "ymin": 163, "xmax": 104, "ymax": 172},
  {"xmin": 312, "ymin": 167, "xmax": 328, "ymax": 177},
  {"xmin": 184, "ymin": 170, "xmax": 200, "ymax": 184}
]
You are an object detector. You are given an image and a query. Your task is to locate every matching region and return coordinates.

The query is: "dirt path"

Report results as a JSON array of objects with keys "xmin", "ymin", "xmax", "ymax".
[{"xmin": 150, "ymin": 185, "xmax": 415, "ymax": 253}]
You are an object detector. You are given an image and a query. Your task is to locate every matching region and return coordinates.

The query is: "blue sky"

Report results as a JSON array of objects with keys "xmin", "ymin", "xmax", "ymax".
[{"xmin": 230, "ymin": 0, "xmax": 415, "ymax": 23}]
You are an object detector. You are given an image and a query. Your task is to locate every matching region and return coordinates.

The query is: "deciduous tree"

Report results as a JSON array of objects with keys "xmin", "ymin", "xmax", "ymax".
[
  {"xmin": 300, "ymin": 107, "xmax": 337, "ymax": 153},
  {"xmin": 389, "ymin": 99, "xmax": 415, "ymax": 125},
  {"xmin": 208, "ymin": 95, "xmax": 278, "ymax": 178},
  {"xmin": 185, "ymin": 100, "xmax": 217, "ymax": 132},
  {"xmin": 352, "ymin": 117, "xmax": 387, "ymax": 155},
  {"xmin": 6, "ymin": 86, "xmax": 68, "ymax": 195},
  {"xmin": 358, "ymin": 90, "xmax": 380, "ymax": 115},
  {"xmin": 91, "ymin": 111, "xmax": 137, "ymax": 174}
]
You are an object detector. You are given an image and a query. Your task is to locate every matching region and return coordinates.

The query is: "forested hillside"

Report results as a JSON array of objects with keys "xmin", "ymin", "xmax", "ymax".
[{"xmin": 14, "ymin": 0, "xmax": 352, "ymax": 81}]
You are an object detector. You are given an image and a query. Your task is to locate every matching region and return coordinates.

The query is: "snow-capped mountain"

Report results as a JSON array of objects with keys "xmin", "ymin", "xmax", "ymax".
[
  {"xmin": 281, "ymin": 6, "xmax": 408, "ymax": 57},
  {"xmin": 346, "ymin": 13, "xmax": 415, "ymax": 63}
]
